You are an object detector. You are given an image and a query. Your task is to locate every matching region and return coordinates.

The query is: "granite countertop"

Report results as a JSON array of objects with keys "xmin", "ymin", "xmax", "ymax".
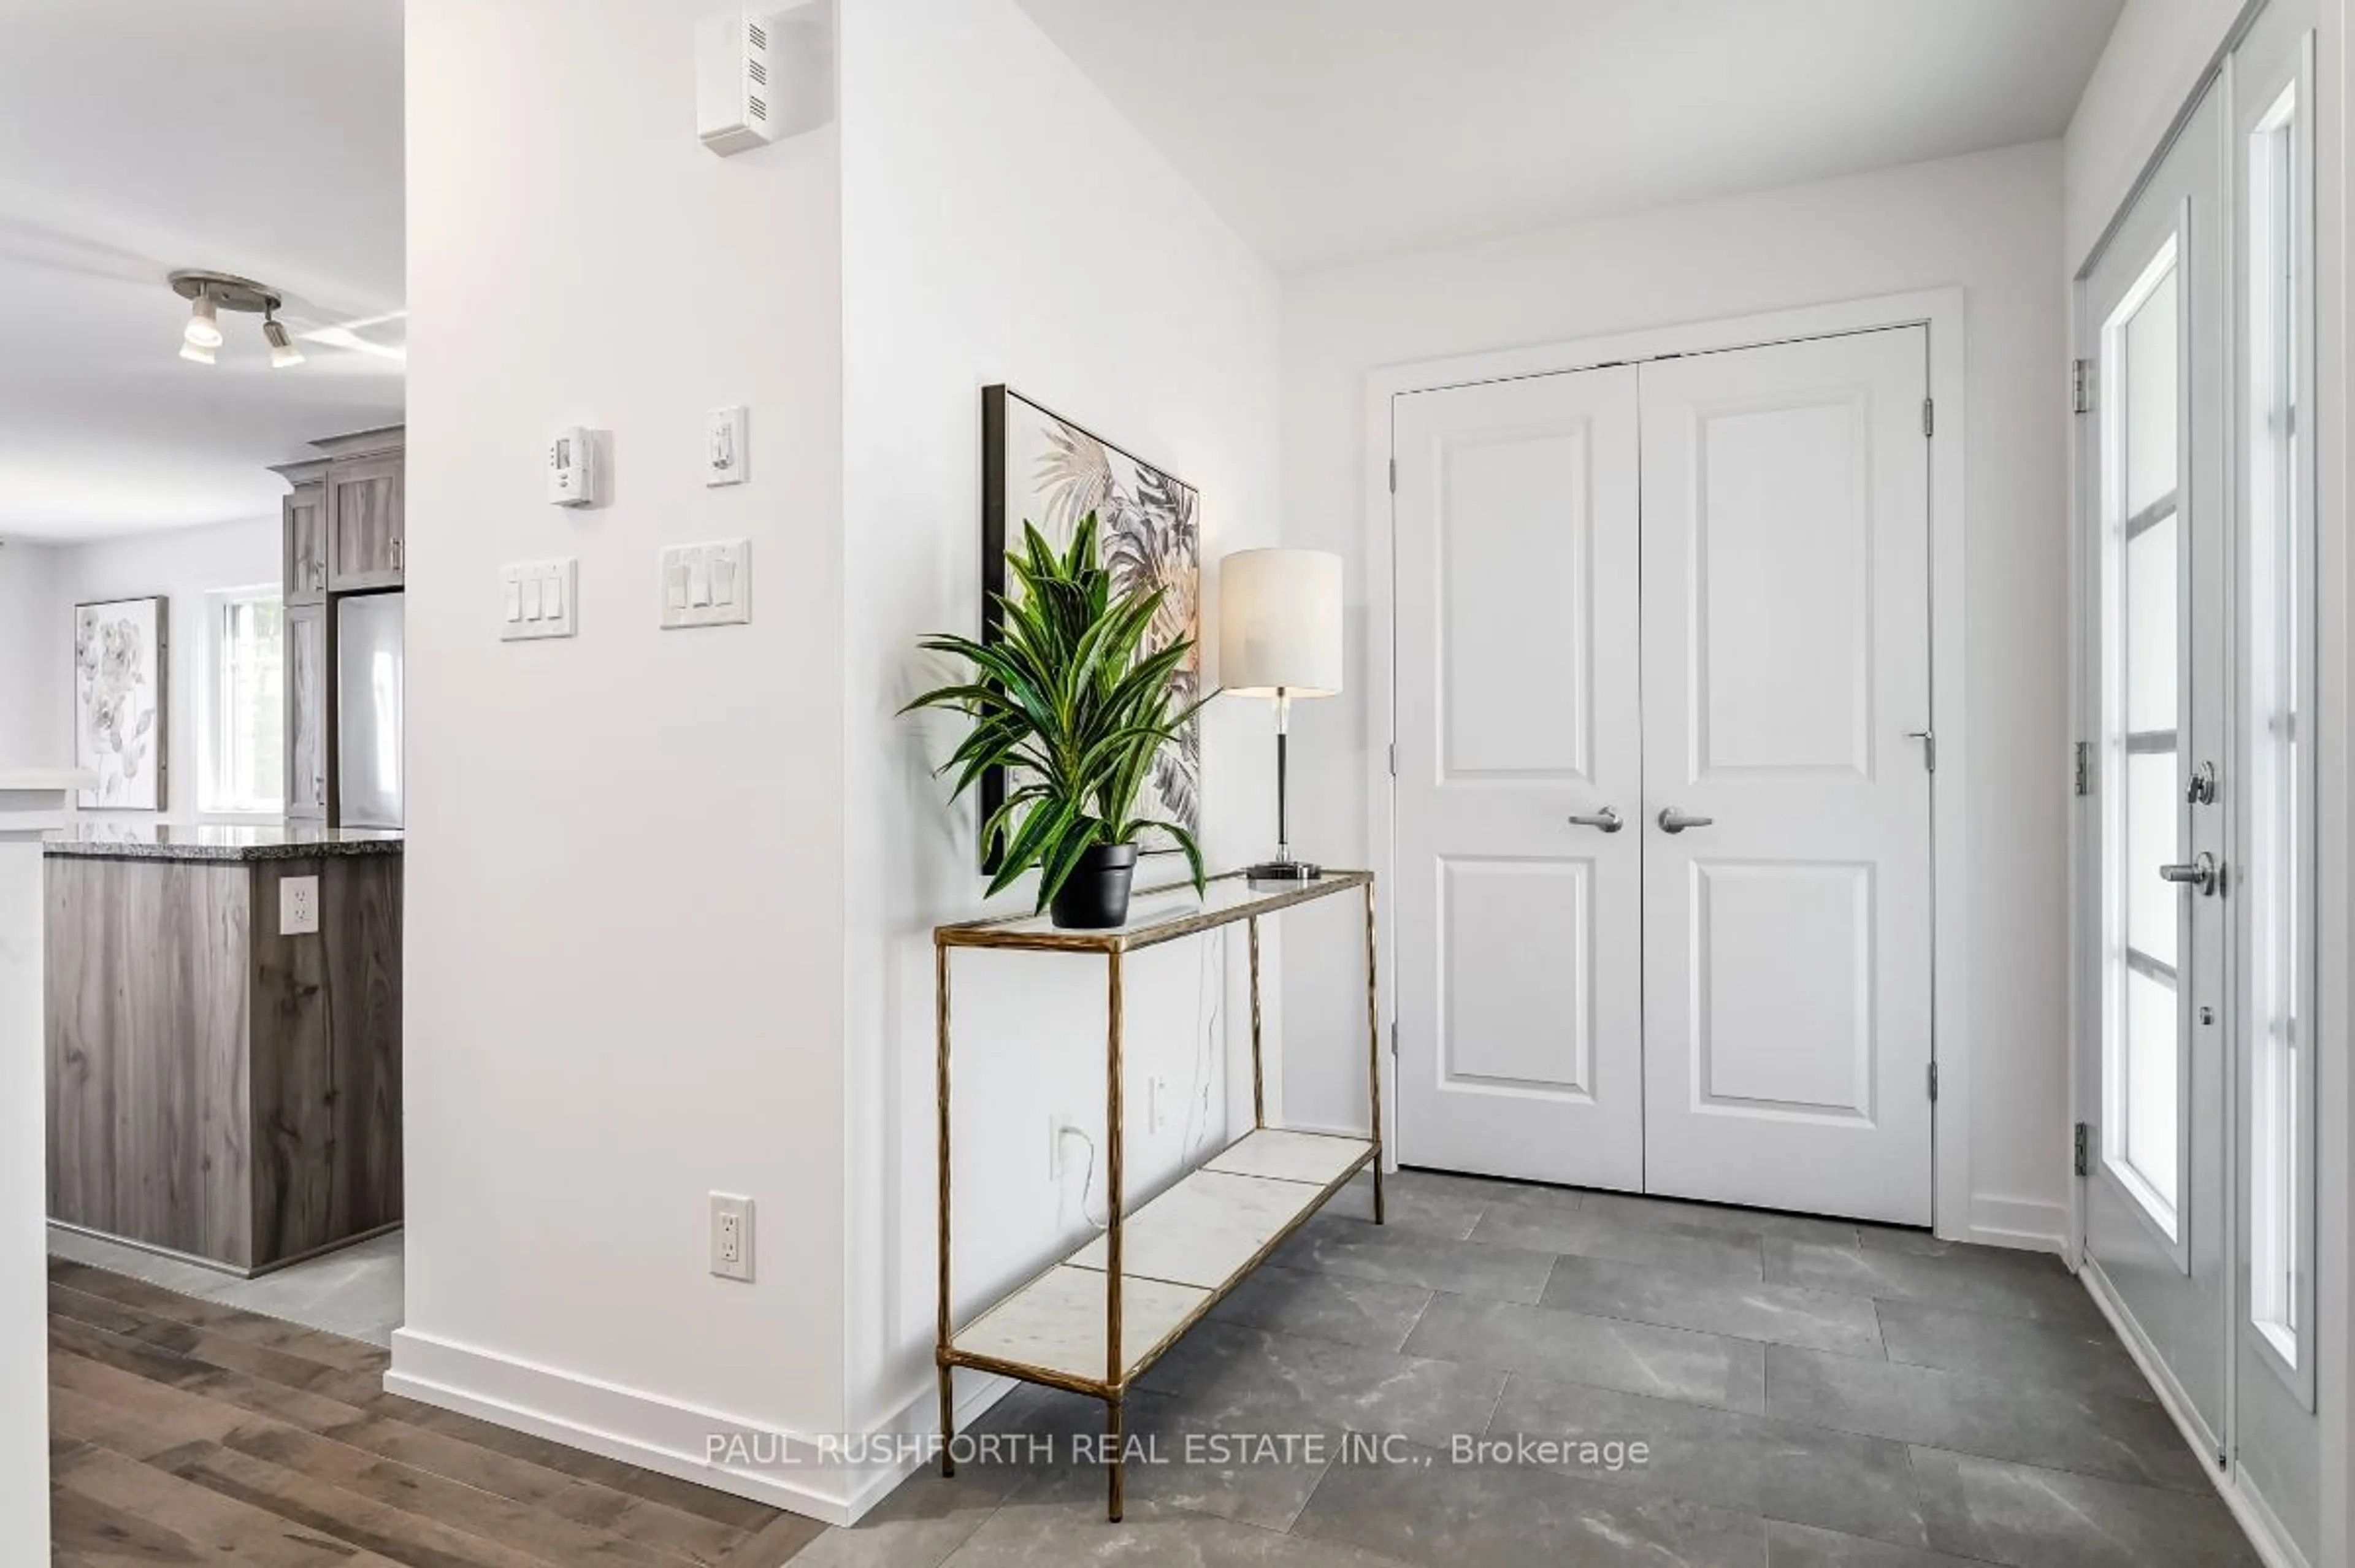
[{"xmin": 44, "ymin": 824, "xmax": 405, "ymax": 862}]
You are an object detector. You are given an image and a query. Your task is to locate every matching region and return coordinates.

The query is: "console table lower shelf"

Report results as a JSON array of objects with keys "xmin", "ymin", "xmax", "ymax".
[{"xmin": 945, "ymin": 1127, "xmax": 1372, "ymax": 1390}]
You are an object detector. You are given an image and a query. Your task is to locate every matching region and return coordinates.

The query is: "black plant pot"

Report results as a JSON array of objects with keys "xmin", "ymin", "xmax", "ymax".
[{"xmin": 1049, "ymin": 843, "xmax": 1139, "ymax": 930}]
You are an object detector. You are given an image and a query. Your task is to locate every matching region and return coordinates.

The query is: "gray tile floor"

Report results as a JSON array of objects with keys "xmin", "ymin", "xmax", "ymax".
[
  {"xmin": 45, "ymin": 1224, "xmax": 405, "ymax": 1348},
  {"xmin": 812, "ymin": 1170, "xmax": 2261, "ymax": 1568}
]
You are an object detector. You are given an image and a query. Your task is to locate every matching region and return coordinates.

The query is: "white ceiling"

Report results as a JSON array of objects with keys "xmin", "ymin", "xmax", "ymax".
[
  {"xmin": 0, "ymin": 1, "xmax": 405, "ymax": 543},
  {"xmin": 1013, "ymin": 0, "xmax": 2126, "ymax": 273}
]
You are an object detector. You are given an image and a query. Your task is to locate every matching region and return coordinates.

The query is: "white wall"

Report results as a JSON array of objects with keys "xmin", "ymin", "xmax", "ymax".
[
  {"xmin": 2066, "ymin": 0, "xmax": 2252, "ymax": 266},
  {"xmin": 0, "ymin": 818, "xmax": 57, "ymax": 1567},
  {"xmin": 835, "ymin": 0, "xmax": 1283, "ymax": 1497},
  {"xmin": 390, "ymin": 0, "xmax": 850, "ymax": 1521},
  {"xmin": 0, "ymin": 544, "xmax": 59, "ymax": 771},
  {"xmin": 1278, "ymin": 142, "xmax": 2074, "ymax": 1246},
  {"xmin": 43, "ymin": 516, "xmax": 278, "ymax": 823}
]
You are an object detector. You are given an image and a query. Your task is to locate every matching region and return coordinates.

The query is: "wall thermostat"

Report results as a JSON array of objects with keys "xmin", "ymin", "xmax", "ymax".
[{"xmin": 548, "ymin": 426, "xmax": 597, "ymax": 507}]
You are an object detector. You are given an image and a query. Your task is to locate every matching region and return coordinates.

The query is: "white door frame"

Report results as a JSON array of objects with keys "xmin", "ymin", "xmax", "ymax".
[{"xmin": 1362, "ymin": 286, "xmax": 1977, "ymax": 1242}]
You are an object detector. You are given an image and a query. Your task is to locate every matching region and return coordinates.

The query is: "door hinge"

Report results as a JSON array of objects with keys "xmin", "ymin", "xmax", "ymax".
[
  {"xmin": 2072, "ymin": 358, "xmax": 2093, "ymax": 415},
  {"xmin": 1921, "ymin": 398, "xmax": 1935, "ymax": 438},
  {"xmin": 1388, "ymin": 457, "xmax": 1398, "ymax": 494},
  {"xmin": 2074, "ymin": 1122, "xmax": 2089, "ymax": 1177},
  {"xmin": 1927, "ymin": 1062, "xmax": 1939, "ymax": 1102},
  {"xmin": 1387, "ymin": 742, "xmax": 1398, "ymax": 777},
  {"xmin": 1388, "ymin": 1022, "xmax": 1398, "ymax": 1058},
  {"xmin": 2074, "ymin": 741, "xmax": 2093, "ymax": 797}
]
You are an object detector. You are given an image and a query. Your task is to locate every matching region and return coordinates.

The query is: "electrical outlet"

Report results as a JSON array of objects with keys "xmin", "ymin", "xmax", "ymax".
[
  {"xmin": 279, "ymin": 875, "xmax": 320, "ymax": 936},
  {"xmin": 1149, "ymin": 1076, "xmax": 1173, "ymax": 1134},
  {"xmin": 1049, "ymin": 1113, "xmax": 1074, "ymax": 1181},
  {"xmin": 710, "ymin": 1193, "xmax": 754, "ymax": 1282}
]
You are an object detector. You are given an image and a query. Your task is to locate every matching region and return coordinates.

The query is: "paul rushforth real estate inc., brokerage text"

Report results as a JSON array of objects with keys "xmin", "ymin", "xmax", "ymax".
[{"xmin": 706, "ymin": 1429, "xmax": 1656, "ymax": 1473}]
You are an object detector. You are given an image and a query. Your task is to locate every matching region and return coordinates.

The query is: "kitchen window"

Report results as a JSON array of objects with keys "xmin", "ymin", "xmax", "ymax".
[{"xmin": 201, "ymin": 586, "xmax": 284, "ymax": 816}]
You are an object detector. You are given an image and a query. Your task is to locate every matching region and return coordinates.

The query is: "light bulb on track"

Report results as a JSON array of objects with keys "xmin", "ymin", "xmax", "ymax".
[
  {"xmin": 183, "ymin": 291, "xmax": 223, "ymax": 351},
  {"xmin": 263, "ymin": 315, "xmax": 304, "ymax": 369}
]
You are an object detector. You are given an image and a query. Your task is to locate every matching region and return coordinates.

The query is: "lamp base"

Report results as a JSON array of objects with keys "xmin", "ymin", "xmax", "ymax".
[{"xmin": 1245, "ymin": 859, "xmax": 1322, "ymax": 886}]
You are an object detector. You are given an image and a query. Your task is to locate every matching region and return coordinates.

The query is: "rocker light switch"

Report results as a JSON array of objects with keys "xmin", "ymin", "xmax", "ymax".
[
  {"xmin": 660, "ymin": 541, "xmax": 751, "ymax": 629},
  {"xmin": 502, "ymin": 560, "xmax": 578, "ymax": 641},
  {"xmin": 704, "ymin": 406, "xmax": 748, "ymax": 486}
]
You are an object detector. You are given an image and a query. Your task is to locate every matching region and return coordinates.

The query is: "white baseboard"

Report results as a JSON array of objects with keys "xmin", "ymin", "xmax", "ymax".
[
  {"xmin": 2078, "ymin": 1260, "xmax": 2311, "ymax": 1568},
  {"xmin": 1962, "ymin": 1194, "xmax": 2069, "ymax": 1253},
  {"xmin": 386, "ymin": 1329, "xmax": 859, "ymax": 1524},
  {"xmin": 385, "ymin": 1328, "xmax": 1017, "ymax": 1529},
  {"xmin": 840, "ymin": 1369, "xmax": 1019, "ymax": 1522}
]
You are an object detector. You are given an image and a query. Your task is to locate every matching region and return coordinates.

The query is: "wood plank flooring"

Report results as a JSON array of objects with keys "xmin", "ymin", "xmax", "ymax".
[{"xmin": 43, "ymin": 1256, "xmax": 825, "ymax": 1568}]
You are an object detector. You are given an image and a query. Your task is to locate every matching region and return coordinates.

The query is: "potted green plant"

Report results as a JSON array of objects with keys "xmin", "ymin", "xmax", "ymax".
[{"xmin": 904, "ymin": 515, "xmax": 1208, "ymax": 928}]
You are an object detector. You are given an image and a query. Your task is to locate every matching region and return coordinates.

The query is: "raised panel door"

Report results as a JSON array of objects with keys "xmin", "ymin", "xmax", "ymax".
[
  {"xmin": 1637, "ymin": 327, "xmax": 1935, "ymax": 1225},
  {"xmin": 1392, "ymin": 366, "xmax": 1645, "ymax": 1190}
]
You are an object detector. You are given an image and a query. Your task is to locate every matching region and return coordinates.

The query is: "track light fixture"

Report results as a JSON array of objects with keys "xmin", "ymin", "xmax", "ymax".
[{"xmin": 168, "ymin": 270, "xmax": 309, "ymax": 368}]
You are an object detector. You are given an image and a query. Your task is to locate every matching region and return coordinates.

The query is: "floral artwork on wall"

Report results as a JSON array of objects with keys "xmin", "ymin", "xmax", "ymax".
[
  {"xmin": 981, "ymin": 386, "xmax": 1200, "ymax": 869},
  {"xmin": 74, "ymin": 596, "xmax": 167, "ymax": 810}
]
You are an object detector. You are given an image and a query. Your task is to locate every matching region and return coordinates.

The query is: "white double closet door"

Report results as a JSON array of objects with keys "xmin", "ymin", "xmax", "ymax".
[{"xmin": 1392, "ymin": 327, "xmax": 1937, "ymax": 1225}]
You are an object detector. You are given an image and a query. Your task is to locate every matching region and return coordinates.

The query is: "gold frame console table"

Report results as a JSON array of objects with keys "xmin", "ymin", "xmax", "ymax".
[{"xmin": 934, "ymin": 869, "xmax": 1384, "ymax": 1521}]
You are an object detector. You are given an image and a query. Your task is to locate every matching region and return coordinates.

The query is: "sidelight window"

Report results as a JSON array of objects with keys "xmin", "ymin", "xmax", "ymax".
[
  {"xmin": 2243, "ymin": 78, "xmax": 2311, "ymax": 1383},
  {"xmin": 2099, "ymin": 239, "xmax": 2186, "ymax": 1245}
]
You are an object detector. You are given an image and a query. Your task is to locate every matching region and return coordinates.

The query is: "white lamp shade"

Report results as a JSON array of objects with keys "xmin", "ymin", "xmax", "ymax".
[{"xmin": 1219, "ymin": 549, "xmax": 1343, "ymax": 697}]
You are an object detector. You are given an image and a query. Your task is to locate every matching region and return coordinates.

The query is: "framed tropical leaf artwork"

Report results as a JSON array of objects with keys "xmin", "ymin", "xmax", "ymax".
[
  {"xmin": 73, "ymin": 595, "xmax": 169, "ymax": 810},
  {"xmin": 981, "ymin": 385, "xmax": 1200, "ymax": 870}
]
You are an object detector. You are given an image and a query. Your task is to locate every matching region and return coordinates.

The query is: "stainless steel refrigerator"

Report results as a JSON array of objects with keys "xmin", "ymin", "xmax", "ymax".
[{"xmin": 336, "ymin": 593, "xmax": 404, "ymax": 830}]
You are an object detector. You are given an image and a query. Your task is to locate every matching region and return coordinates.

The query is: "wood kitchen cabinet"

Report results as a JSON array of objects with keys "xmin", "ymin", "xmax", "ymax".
[
  {"xmin": 327, "ymin": 449, "xmax": 405, "ymax": 591},
  {"xmin": 45, "ymin": 835, "xmax": 405, "ymax": 1273},
  {"xmin": 272, "ymin": 426, "xmax": 402, "ymax": 824},
  {"xmin": 285, "ymin": 601, "xmax": 331, "ymax": 822},
  {"xmin": 283, "ymin": 478, "xmax": 327, "ymax": 603}
]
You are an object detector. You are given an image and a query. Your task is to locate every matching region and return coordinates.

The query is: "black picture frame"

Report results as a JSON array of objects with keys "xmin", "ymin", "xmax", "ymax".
[{"xmin": 979, "ymin": 384, "xmax": 1201, "ymax": 873}]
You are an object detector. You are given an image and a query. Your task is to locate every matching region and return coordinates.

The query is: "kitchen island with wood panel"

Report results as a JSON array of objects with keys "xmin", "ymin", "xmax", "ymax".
[{"xmin": 44, "ymin": 825, "xmax": 402, "ymax": 1275}]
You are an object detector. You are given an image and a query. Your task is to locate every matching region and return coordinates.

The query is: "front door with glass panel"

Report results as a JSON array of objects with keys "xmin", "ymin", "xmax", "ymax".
[{"xmin": 2078, "ymin": 79, "xmax": 2230, "ymax": 1446}]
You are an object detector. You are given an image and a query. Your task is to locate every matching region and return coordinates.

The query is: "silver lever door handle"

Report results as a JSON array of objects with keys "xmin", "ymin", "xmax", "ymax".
[
  {"xmin": 2158, "ymin": 852, "xmax": 2218, "ymax": 895},
  {"xmin": 1566, "ymin": 807, "xmax": 1623, "ymax": 833},
  {"xmin": 1658, "ymin": 807, "xmax": 1714, "ymax": 834}
]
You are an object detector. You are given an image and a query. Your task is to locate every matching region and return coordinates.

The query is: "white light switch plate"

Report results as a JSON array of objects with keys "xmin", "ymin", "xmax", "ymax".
[
  {"xmin": 661, "ymin": 540, "xmax": 751, "ymax": 629},
  {"xmin": 704, "ymin": 405, "xmax": 748, "ymax": 486},
  {"xmin": 280, "ymin": 875, "xmax": 320, "ymax": 936},
  {"xmin": 502, "ymin": 559, "xmax": 578, "ymax": 640}
]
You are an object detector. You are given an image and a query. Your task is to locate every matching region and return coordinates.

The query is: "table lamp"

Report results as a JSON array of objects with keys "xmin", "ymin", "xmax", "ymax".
[{"xmin": 1219, "ymin": 548, "xmax": 1344, "ymax": 884}]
